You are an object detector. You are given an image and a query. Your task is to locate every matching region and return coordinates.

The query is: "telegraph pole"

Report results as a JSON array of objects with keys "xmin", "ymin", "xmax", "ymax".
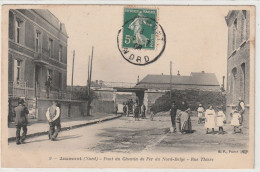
[
  {"xmin": 87, "ymin": 47, "xmax": 94, "ymax": 116},
  {"xmin": 71, "ymin": 50, "xmax": 75, "ymax": 99},
  {"xmin": 170, "ymin": 61, "xmax": 172, "ymax": 101}
]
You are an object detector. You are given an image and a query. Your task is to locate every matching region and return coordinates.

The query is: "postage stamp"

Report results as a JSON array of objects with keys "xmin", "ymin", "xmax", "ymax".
[
  {"xmin": 117, "ymin": 7, "xmax": 166, "ymax": 66},
  {"xmin": 122, "ymin": 8, "xmax": 157, "ymax": 50}
]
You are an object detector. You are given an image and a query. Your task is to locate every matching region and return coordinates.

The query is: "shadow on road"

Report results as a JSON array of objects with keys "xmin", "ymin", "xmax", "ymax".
[
  {"xmin": 23, "ymin": 134, "xmax": 82, "ymax": 144},
  {"xmin": 54, "ymin": 134, "xmax": 82, "ymax": 141}
]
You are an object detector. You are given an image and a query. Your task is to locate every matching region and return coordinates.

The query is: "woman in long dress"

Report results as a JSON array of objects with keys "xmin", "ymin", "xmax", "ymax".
[
  {"xmin": 179, "ymin": 101, "xmax": 192, "ymax": 134},
  {"xmin": 204, "ymin": 105, "xmax": 216, "ymax": 134}
]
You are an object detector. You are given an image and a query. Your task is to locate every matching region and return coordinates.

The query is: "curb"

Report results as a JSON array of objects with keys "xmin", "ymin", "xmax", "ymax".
[{"xmin": 8, "ymin": 114, "xmax": 122, "ymax": 142}]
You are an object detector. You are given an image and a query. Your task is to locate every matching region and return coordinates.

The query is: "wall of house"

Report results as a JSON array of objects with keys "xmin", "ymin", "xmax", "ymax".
[
  {"xmin": 226, "ymin": 10, "xmax": 250, "ymax": 120},
  {"xmin": 8, "ymin": 9, "xmax": 68, "ymax": 98}
]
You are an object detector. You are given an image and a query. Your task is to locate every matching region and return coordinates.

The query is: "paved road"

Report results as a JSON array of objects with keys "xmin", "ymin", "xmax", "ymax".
[{"xmin": 8, "ymin": 114, "xmax": 249, "ymax": 153}]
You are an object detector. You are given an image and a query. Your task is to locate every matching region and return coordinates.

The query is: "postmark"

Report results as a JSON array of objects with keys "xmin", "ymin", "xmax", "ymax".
[{"xmin": 117, "ymin": 8, "xmax": 166, "ymax": 66}]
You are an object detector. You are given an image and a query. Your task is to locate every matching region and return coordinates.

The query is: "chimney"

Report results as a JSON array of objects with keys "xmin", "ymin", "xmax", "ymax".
[
  {"xmin": 177, "ymin": 70, "xmax": 180, "ymax": 76},
  {"xmin": 201, "ymin": 71, "xmax": 205, "ymax": 74}
]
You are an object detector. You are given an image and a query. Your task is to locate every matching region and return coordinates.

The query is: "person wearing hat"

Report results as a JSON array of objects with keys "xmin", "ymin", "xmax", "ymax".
[
  {"xmin": 46, "ymin": 100, "xmax": 61, "ymax": 141},
  {"xmin": 238, "ymin": 97, "xmax": 245, "ymax": 125},
  {"xmin": 231, "ymin": 107, "xmax": 242, "ymax": 134},
  {"xmin": 45, "ymin": 75, "xmax": 52, "ymax": 98},
  {"xmin": 14, "ymin": 98, "xmax": 29, "ymax": 145},
  {"xmin": 197, "ymin": 104, "xmax": 205, "ymax": 124}
]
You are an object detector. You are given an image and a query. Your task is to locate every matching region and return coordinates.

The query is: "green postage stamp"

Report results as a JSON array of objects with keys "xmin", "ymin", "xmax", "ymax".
[
  {"xmin": 117, "ymin": 7, "xmax": 165, "ymax": 66},
  {"xmin": 122, "ymin": 8, "xmax": 157, "ymax": 50}
]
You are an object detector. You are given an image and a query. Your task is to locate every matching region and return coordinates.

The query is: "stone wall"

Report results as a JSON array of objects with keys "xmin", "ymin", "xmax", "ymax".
[
  {"xmin": 91, "ymin": 99, "xmax": 114, "ymax": 114},
  {"xmin": 36, "ymin": 98, "xmax": 88, "ymax": 121}
]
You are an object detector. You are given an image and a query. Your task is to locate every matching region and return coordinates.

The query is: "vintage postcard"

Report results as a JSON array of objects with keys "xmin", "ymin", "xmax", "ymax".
[{"xmin": 1, "ymin": 5, "xmax": 255, "ymax": 168}]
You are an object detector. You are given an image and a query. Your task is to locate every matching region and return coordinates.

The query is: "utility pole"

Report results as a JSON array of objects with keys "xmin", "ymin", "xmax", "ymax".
[
  {"xmin": 170, "ymin": 61, "xmax": 172, "ymax": 101},
  {"xmin": 87, "ymin": 47, "xmax": 94, "ymax": 116},
  {"xmin": 71, "ymin": 50, "xmax": 75, "ymax": 100}
]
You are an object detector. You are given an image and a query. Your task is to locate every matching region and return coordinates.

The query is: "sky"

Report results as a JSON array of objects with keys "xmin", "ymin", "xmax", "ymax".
[{"xmin": 49, "ymin": 5, "xmax": 230, "ymax": 86}]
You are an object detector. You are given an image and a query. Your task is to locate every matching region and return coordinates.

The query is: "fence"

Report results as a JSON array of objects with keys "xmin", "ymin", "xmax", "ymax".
[
  {"xmin": 101, "ymin": 81, "xmax": 136, "ymax": 88},
  {"xmin": 8, "ymin": 81, "xmax": 32, "ymax": 98},
  {"xmin": 8, "ymin": 81, "xmax": 72, "ymax": 100}
]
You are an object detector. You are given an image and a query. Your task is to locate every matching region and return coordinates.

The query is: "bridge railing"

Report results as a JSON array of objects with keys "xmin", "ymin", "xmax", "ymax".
[{"xmin": 101, "ymin": 81, "xmax": 137, "ymax": 88}]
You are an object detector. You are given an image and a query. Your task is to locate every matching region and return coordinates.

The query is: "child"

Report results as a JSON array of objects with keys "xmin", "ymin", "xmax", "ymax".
[
  {"xmin": 231, "ymin": 107, "xmax": 242, "ymax": 134},
  {"xmin": 216, "ymin": 106, "xmax": 226, "ymax": 134},
  {"xmin": 197, "ymin": 104, "xmax": 204, "ymax": 124},
  {"xmin": 204, "ymin": 105, "xmax": 216, "ymax": 134}
]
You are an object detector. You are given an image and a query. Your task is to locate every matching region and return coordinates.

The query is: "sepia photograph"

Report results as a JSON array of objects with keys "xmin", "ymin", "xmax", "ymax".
[{"xmin": 1, "ymin": 4, "xmax": 255, "ymax": 168}]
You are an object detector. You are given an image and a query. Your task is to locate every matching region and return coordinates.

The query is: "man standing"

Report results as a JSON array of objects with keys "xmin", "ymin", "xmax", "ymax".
[
  {"xmin": 134, "ymin": 102, "xmax": 140, "ymax": 121},
  {"xmin": 14, "ymin": 98, "xmax": 29, "ymax": 145},
  {"xmin": 114, "ymin": 104, "xmax": 118, "ymax": 116},
  {"xmin": 238, "ymin": 97, "xmax": 245, "ymax": 125},
  {"xmin": 46, "ymin": 101, "xmax": 61, "ymax": 141},
  {"xmin": 141, "ymin": 104, "xmax": 146, "ymax": 119},
  {"xmin": 123, "ymin": 103, "xmax": 127, "ymax": 116},
  {"xmin": 170, "ymin": 101, "xmax": 177, "ymax": 133},
  {"xmin": 45, "ymin": 75, "xmax": 52, "ymax": 98}
]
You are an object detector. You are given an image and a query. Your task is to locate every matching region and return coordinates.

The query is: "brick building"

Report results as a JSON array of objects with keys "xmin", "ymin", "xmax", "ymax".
[
  {"xmin": 225, "ymin": 10, "xmax": 250, "ymax": 116},
  {"xmin": 8, "ymin": 9, "xmax": 68, "ymax": 99}
]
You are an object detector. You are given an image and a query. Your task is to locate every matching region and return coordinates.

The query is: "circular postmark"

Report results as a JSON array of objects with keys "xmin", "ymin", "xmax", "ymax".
[{"xmin": 117, "ymin": 9, "xmax": 166, "ymax": 66}]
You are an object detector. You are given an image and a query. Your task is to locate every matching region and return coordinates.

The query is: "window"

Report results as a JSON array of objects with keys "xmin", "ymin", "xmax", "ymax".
[
  {"xmin": 15, "ymin": 19, "xmax": 23, "ymax": 44},
  {"xmin": 58, "ymin": 45, "xmax": 62, "ymax": 62},
  {"xmin": 47, "ymin": 69, "xmax": 53, "ymax": 79},
  {"xmin": 234, "ymin": 19, "xmax": 237, "ymax": 30},
  {"xmin": 231, "ymin": 67, "xmax": 237, "ymax": 102},
  {"xmin": 48, "ymin": 38, "xmax": 53, "ymax": 57},
  {"xmin": 14, "ymin": 59, "xmax": 21, "ymax": 83},
  {"xmin": 232, "ymin": 19, "xmax": 237, "ymax": 51},
  {"xmin": 241, "ymin": 13, "xmax": 247, "ymax": 42},
  {"xmin": 35, "ymin": 31, "xmax": 41, "ymax": 52}
]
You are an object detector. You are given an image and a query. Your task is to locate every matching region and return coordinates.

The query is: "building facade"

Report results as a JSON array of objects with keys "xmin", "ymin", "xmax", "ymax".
[
  {"xmin": 8, "ymin": 9, "xmax": 68, "ymax": 99},
  {"xmin": 225, "ymin": 10, "xmax": 250, "ymax": 116}
]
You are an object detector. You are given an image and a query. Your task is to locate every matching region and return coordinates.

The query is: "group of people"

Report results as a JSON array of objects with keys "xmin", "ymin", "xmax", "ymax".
[
  {"xmin": 122, "ymin": 101, "xmax": 147, "ymax": 121},
  {"xmin": 169, "ymin": 98, "xmax": 245, "ymax": 135},
  {"xmin": 170, "ymin": 101, "xmax": 192, "ymax": 134},
  {"xmin": 14, "ymin": 98, "xmax": 61, "ymax": 145},
  {"xmin": 196, "ymin": 97, "xmax": 245, "ymax": 134}
]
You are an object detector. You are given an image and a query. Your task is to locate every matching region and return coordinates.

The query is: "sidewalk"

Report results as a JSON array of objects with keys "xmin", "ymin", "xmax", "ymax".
[{"xmin": 8, "ymin": 113, "xmax": 121, "ymax": 142}]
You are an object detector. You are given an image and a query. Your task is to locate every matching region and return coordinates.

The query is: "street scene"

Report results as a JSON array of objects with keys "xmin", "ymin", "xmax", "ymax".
[
  {"xmin": 8, "ymin": 114, "xmax": 249, "ymax": 153},
  {"xmin": 3, "ymin": 5, "xmax": 254, "ymax": 168}
]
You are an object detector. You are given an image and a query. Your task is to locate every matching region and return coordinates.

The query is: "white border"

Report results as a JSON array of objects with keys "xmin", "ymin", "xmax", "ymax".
[{"xmin": 0, "ymin": 1, "xmax": 259, "ymax": 172}]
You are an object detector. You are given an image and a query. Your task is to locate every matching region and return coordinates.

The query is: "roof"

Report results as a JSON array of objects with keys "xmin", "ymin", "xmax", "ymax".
[
  {"xmin": 137, "ymin": 72, "xmax": 220, "ymax": 86},
  {"xmin": 32, "ymin": 9, "xmax": 68, "ymax": 37}
]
